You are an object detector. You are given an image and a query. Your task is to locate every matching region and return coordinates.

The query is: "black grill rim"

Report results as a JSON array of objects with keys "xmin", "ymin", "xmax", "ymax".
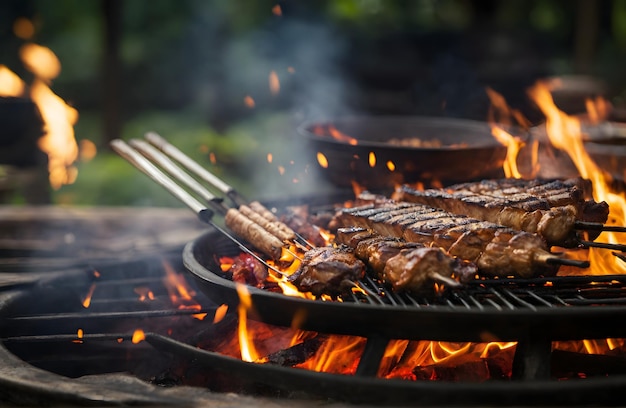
[{"xmin": 184, "ymin": 229, "xmax": 626, "ymax": 342}]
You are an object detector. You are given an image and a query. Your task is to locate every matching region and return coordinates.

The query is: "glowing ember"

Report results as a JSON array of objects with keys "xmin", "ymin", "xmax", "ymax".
[
  {"xmin": 77, "ymin": 328, "xmax": 83, "ymax": 339},
  {"xmin": 243, "ymin": 95, "xmax": 255, "ymax": 108},
  {"xmin": 79, "ymin": 139, "xmax": 97, "ymax": 162},
  {"xmin": 0, "ymin": 65, "xmax": 25, "ymax": 97},
  {"xmin": 269, "ymin": 70, "xmax": 280, "ymax": 95},
  {"xmin": 267, "ymin": 153, "xmax": 273, "ymax": 163},
  {"xmin": 316, "ymin": 152, "xmax": 329, "ymax": 168},
  {"xmin": 13, "ymin": 17, "xmax": 35, "ymax": 40},
  {"xmin": 81, "ymin": 283, "xmax": 96, "ymax": 308},
  {"xmin": 132, "ymin": 329, "xmax": 145, "ymax": 344},
  {"xmin": 368, "ymin": 151, "xmax": 376, "ymax": 167},
  {"xmin": 272, "ymin": 4, "xmax": 282, "ymax": 16},
  {"xmin": 386, "ymin": 160, "xmax": 396, "ymax": 171},
  {"xmin": 134, "ymin": 287, "xmax": 155, "ymax": 302},
  {"xmin": 213, "ymin": 304, "xmax": 229, "ymax": 324}
]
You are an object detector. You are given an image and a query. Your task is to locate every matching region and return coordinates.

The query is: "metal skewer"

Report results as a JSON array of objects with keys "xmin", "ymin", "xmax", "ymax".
[
  {"xmin": 144, "ymin": 131, "xmax": 316, "ymax": 250},
  {"xmin": 574, "ymin": 221, "xmax": 626, "ymax": 233},
  {"xmin": 580, "ymin": 240, "xmax": 626, "ymax": 252},
  {"xmin": 110, "ymin": 139, "xmax": 288, "ymax": 277},
  {"xmin": 128, "ymin": 138, "xmax": 304, "ymax": 262}
]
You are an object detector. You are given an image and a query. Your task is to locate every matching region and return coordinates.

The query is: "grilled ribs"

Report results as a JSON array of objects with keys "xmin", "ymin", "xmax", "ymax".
[{"xmin": 395, "ymin": 178, "xmax": 609, "ymax": 246}]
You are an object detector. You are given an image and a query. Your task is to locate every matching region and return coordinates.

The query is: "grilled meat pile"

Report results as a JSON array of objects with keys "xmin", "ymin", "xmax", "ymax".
[
  {"xmin": 336, "ymin": 227, "xmax": 476, "ymax": 291},
  {"xmin": 395, "ymin": 178, "xmax": 609, "ymax": 247},
  {"xmin": 332, "ymin": 200, "xmax": 559, "ymax": 278}
]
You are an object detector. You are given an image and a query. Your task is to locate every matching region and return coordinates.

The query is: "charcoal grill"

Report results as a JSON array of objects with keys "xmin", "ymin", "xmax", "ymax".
[{"xmin": 3, "ymin": 242, "xmax": 626, "ymax": 406}]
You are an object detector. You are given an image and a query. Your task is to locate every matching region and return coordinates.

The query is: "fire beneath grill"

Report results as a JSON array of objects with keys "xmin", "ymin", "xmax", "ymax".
[{"xmin": 4, "ymin": 236, "xmax": 626, "ymax": 406}]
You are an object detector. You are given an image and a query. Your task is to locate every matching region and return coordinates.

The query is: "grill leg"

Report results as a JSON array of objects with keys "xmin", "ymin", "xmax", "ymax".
[
  {"xmin": 355, "ymin": 336, "xmax": 389, "ymax": 377},
  {"xmin": 512, "ymin": 334, "xmax": 552, "ymax": 380}
]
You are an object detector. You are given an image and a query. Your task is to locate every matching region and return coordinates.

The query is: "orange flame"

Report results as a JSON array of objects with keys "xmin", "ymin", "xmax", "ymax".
[
  {"xmin": 236, "ymin": 284, "xmax": 259, "ymax": 362},
  {"xmin": 528, "ymin": 81, "xmax": 626, "ymax": 275},
  {"xmin": 162, "ymin": 259, "xmax": 207, "ymax": 320},
  {"xmin": 0, "ymin": 65, "xmax": 25, "ymax": 97},
  {"xmin": 386, "ymin": 160, "xmax": 396, "ymax": 171},
  {"xmin": 272, "ymin": 4, "xmax": 282, "ymax": 16},
  {"xmin": 20, "ymin": 43, "xmax": 61, "ymax": 81},
  {"xmin": 328, "ymin": 125, "xmax": 358, "ymax": 145},
  {"xmin": 585, "ymin": 96, "xmax": 610, "ymax": 124},
  {"xmin": 486, "ymin": 87, "xmax": 527, "ymax": 179}
]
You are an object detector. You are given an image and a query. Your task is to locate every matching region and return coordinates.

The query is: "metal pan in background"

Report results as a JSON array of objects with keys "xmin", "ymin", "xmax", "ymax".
[{"xmin": 299, "ymin": 116, "xmax": 510, "ymax": 189}]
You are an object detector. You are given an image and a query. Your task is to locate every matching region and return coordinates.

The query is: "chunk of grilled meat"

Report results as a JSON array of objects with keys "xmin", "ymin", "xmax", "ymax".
[
  {"xmin": 334, "ymin": 202, "xmax": 558, "ymax": 278},
  {"xmin": 336, "ymin": 227, "xmax": 476, "ymax": 291},
  {"xmin": 289, "ymin": 246, "xmax": 366, "ymax": 296},
  {"xmin": 395, "ymin": 178, "xmax": 609, "ymax": 247}
]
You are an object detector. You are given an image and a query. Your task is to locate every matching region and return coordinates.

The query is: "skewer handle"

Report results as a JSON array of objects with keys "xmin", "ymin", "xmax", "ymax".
[
  {"xmin": 129, "ymin": 139, "xmax": 228, "ymax": 215},
  {"xmin": 110, "ymin": 139, "xmax": 206, "ymax": 215},
  {"xmin": 533, "ymin": 251, "xmax": 590, "ymax": 269},
  {"xmin": 144, "ymin": 132, "xmax": 247, "ymax": 206}
]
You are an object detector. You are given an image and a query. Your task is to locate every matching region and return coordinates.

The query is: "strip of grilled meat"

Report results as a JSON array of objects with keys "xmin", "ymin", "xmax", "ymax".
[
  {"xmin": 334, "ymin": 202, "xmax": 559, "ymax": 278},
  {"xmin": 288, "ymin": 246, "xmax": 366, "ymax": 296},
  {"xmin": 336, "ymin": 227, "xmax": 476, "ymax": 291},
  {"xmin": 394, "ymin": 178, "xmax": 608, "ymax": 247}
]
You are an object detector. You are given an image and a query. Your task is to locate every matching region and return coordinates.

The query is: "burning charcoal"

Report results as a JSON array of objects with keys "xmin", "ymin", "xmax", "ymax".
[
  {"xmin": 261, "ymin": 335, "xmax": 327, "ymax": 367},
  {"xmin": 229, "ymin": 253, "xmax": 269, "ymax": 288}
]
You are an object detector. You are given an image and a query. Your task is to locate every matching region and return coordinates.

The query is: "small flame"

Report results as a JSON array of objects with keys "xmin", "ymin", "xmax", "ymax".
[
  {"xmin": 236, "ymin": 284, "xmax": 259, "ymax": 362},
  {"xmin": 0, "ymin": 65, "xmax": 25, "ymax": 97},
  {"xmin": 585, "ymin": 96, "xmax": 610, "ymax": 124},
  {"xmin": 272, "ymin": 4, "xmax": 282, "ymax": 16},
  {"xmin": 328, "ymin": 125, "xmax": 358, "ymax": 145},
  {"xmin": 368, "ymin": 151, "xmax": 376, "ymax": 167},
  {"xmin": 162, "ymin": 259, "xmax": 207, "ymax": 319},
  {"xmin": 132, "ymin": 329, "xmax": 145, "ymax": 344},
  {"xmin": 77, "ymin": 328, "xmax": 84, "ymax": 339},
  {"xmin": 486, "ymin": 87, "xmax": 527, "ymax": 178},
  {"xmin": 82, "ymin": 283, "xmax": 96, "ymax": 308},
  {"xmin": 244, "ymin": 95, "xmax": 255, "ymax": 108},
  {"xmin": 386, "ymin": 160, "xmax": 396, "ymax": 171},
  {"xmin": 351, "ymin": 180, "xmax": 366, "ymax": 198},
  {"xmin": 269, "ymin": 70, "xmax": 280, "ymax": 95},
  {"xmin": 31, "ymin": 79, "xmax": 79, "ymax": 189},
  {"xmin": 134, "ymin": 287, "xmax": 155, "ymax": 302},
  {"xmin": 316, "ymin": 152, "xmax": 329, "ymax": 168}
]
